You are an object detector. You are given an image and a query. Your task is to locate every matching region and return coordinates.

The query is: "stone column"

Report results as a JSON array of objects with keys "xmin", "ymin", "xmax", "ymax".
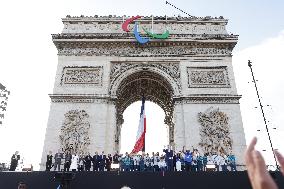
[
  {"xmin": 173, "ymin": 102, "xmax": 186, "ymax": 151},
  {"xmin": 114, "ymin": 113, "xmax": 123, "ymax": 153},
  {"xmin": 168, "ymin": 123, "xmax": 174, "ymax": 147},
  {"xmin": 104, "ymin": 101, "xmax": 117, "ymax": 154}
]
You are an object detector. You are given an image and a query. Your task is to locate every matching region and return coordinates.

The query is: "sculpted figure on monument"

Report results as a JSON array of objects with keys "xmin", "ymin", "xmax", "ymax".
[
  {"xmin": 59, "ymin": 110, "xmax": 91, "ymax": 155},
  {"xmin": 198, "ymin": 107, "xmax": 232, "ymax": 155}
]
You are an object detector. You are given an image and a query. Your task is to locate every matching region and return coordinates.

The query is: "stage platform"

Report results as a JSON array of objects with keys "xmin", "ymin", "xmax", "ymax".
[{"xmin": 0, "ymin": 171, "xmax": 284, "ymax": 189}]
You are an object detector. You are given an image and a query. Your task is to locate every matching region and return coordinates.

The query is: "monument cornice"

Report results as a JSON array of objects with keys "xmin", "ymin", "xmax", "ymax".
[
  {"xmin": 173, "ymin": 94, "xmax": 242, "ymax": 104},
  {"xmin": 52, "ymin": 33, "xmax": 238, "ymax": 51},
  {"xmin": 53, "ymin": 40, "xmax": 235, "ymax": 57},
  {"xmin": 62, "ymin": 15, "xmax": 228, "ymax": 23},
  {"xmin": 60, "ymin": 15, "xmax": 232, "ymax": 36},
  {"xmin": 53, "ymin": 39, "xmax": 237, "ymax": 48},
  {"xmin": 53, "ymin": 15, "xmax": 239, "ymax": 57},
  {"xmin": 52, "ymin": 33, "xmax": 238, "ymax": 41},
  {"xmin": 49, "ymin": 94, "xmax": 115, "ymax": 103}
]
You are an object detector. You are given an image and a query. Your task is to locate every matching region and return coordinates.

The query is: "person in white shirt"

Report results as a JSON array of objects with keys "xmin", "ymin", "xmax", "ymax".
[
  {"xmin": 158, "ymin": 155, "xmax": 167, "ymax": 171},
  {"xmin": 133, "ymin": 154, "xmax": 140, "ymax": 171},
  {"xmin": 215, "ymin": 152, "xmax": 223, "ymax": 171},
  {"xmin": 212, "ymin": 153, "xmax": 220, "ymax": 171},
  {"xmin": 175, "ymin": 156, "xmax": 182, "ymax": 171},
  {"xmin": 192, "ymin": 151, "xmax": 198, "ymax": 171},
  {"xmin": 153, "ymin": 152, "xmax": 160, "ymax": 172},
  {"xmin": 70, "ymin": 152, "xmax": 79, "ymax": 171}
]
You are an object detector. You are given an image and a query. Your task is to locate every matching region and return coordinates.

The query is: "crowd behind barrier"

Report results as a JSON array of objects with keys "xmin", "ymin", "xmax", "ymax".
[
  {"xmin": 44, "ymin": 146, "xmax": 239, "ymax": 172},
  {"xmin": 4, "ymin": 138, "xmax": 284, "ymax": 189}
]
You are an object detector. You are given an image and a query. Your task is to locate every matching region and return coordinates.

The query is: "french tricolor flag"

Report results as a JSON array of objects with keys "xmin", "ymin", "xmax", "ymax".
[{"xmin": 131, "ymin": 97, "xmax": 146, "ymax": 153}]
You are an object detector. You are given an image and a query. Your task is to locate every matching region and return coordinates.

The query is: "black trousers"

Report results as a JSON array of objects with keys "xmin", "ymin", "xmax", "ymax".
[
  {"xmin": 215, "ymin": 164, "xmax": 219, "ymax": 171},
  {"xmin": 93, "ymin": 163, "xmax": 99, "ymax": 171},
  {"xmin": 167, "ymin": 160, "xmax": 173, "ymax": 171},
  {"xmin": 46, "ymin": 161, "xmax": 52, "ymax": 171},
  {"xmin": 64, "ymin": 162, "xmax": 71, "ymax": 171},
  {"xmin": 85, "ymin": 165, "xmax": 91, "ymax": 171},
  {"xmin": 78, "ymin": 165, "xmax": 84, "ymax": 171},
  {"xmin": 9, "ymin": 162, "xmax": 17, "ymax": 171},
  {"xmin": 54, "ymin": 161, "xmax": 61, "ymax": 171},
  {"xmin": 185, "ymin": 162, "xmax": 192, "ymax": 172},
  {"xmin": 153, "ymin": 165, "xmax": 160, "ymax": 172},
  {"xmin": 99, "ymin": 163, "xmax": 105, "ymax": 171}
]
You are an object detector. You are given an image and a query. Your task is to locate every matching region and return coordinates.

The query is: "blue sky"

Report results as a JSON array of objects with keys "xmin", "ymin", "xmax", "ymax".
[
  {"xmin": 0, "ymin": 0, "xmax": 283, "ymax": 169},
  {"xmin": 41, "ymin": 0, "xmax": 284, "ymax": 50},
  {"xmin": 187, "ymin": 0, "xmax": 284, "ymax": 50}
]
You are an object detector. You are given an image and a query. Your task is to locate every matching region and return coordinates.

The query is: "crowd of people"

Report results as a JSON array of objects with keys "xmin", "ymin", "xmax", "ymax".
[
  {"xmin": 10, "ymin": 138, "xmax": 284, "ymax": 189},
  {"xmin": 46, "ymin": 146, "xmax": 237, "ymax": 172}
]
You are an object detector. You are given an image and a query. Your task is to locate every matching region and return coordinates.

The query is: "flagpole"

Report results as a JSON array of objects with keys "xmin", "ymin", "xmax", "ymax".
[
  {"xmin": 151, "ymin": 15, "xmax": 154, "ymax": 34},
  {"xmin": 143, "ymin": 96, "xmax": 146, "ymax": 152},
  {"xmin": 143, "ymin": 134, "xmax": 145, "ymax": 152}
]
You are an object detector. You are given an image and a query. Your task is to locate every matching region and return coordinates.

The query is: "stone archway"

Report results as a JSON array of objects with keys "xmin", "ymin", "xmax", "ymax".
[
  {"xmin": 41, "ymin": 15, "xmax": 248, "ymax": 170},
  {"xmin": 109, "ymin": 62, "xmax": 181, "ymax": 152}
]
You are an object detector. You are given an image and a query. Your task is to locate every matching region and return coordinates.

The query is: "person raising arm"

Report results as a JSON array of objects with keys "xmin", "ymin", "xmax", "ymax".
[{"xmin": 245, "ymin": 137, "xmax": 284, "ymax": 189}]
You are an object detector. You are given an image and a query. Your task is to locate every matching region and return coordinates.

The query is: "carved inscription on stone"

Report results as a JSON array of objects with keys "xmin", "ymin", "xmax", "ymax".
[
  {"xmin": 58, "ymin": 46, "xmax": 232, "ymax": 57},
  {"xmin": 59, "ymin": 110, "xmax": 91, "ymax": 155},
  {"xmin": 198, "ymin": 107, "xmax": 232, "ymax": 155},
  {"xmin": 61, "ymin": 66, "xmax": 103, "ymax": 85},
  {"xmin": 187, "ymin": 66, "xmax": 230, "ymax": 88}
]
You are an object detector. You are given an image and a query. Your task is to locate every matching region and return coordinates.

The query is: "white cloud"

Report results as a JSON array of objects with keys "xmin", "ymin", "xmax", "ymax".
[{"xmin": 233, "ymin": 30, "xmax": 284, "ymax": 165}]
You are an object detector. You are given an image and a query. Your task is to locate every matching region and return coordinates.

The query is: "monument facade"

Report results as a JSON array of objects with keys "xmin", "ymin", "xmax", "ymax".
[{"xmin": 40, "ymin": 15, "xmax": 246, "ymax": 169}]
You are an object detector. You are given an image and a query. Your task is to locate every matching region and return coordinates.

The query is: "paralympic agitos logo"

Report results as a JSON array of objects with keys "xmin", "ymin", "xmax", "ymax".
[{"xmin": 122, "ymin": 15, "xmax": 170, "ymax": 44}]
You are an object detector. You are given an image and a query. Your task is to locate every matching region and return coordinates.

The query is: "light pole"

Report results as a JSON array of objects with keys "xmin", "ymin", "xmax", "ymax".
[{"xmin": 248, "ymin": 60, "xmax": 278, "ymax": 169}]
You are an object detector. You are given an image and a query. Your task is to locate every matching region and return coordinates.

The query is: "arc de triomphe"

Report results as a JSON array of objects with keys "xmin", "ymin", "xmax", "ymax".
[{"xmin": 40, "ymin": 15, "xmax": 246, "ymax": 169}]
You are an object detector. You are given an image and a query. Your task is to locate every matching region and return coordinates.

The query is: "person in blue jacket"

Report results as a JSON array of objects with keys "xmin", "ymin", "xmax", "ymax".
[
  {"xmin": 139, "ymin": 153, "xmax": 145, "ymax": 171},
  {"xmin": 184, "ymin": 150, "xmax": 192, "ymax": 172},
  {"xmin": 197, "ymin": 153, "xmax": 203, "ymax": 171},
  {"xmin": 123, "ymin": 152, "xmax": 131, "ymax": 171},
  {"xmin": 228, "ymin": 152, "xmax": 237, "ymax": 171}
]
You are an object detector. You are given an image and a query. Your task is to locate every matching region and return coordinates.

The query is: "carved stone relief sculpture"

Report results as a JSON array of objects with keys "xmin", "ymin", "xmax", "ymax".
[
  {"xmin": 57, "ymin": 46, "xmax": 232, "ymax": 57},
  {"xmin": 110, "ymin": 62, "xmax": 181, "ymax": 94},
  {"xmin": 61, "ymin": 66, "xmax": 103, "ymax": 86},
  {"xmin": 59, "ymin": 110, "xmax": 91, "ymax": 155},
  {"xmin": 198, "ymin": 107, "xmax": 232, "ymax": 155},
  {"xmin": 187, "ymin": 66, "xmax": 230, "ymax": 88}
]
